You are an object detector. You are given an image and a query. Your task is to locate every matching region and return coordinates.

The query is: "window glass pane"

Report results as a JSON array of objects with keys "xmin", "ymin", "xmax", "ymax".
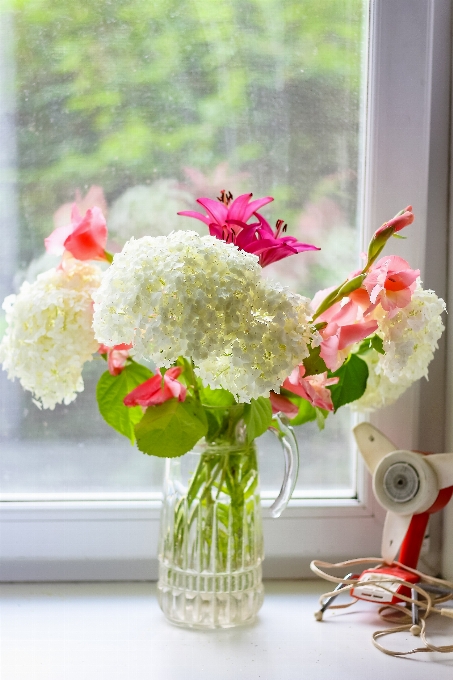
[{"xmin": 0, "ymin": 0, "xmax": 367, "ymax": 497}]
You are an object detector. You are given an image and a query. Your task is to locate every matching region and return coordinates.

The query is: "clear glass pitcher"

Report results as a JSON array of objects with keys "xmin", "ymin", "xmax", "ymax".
[{"xmin": 157, "ymin": 413, "xmax": 298, "ymax": 628}]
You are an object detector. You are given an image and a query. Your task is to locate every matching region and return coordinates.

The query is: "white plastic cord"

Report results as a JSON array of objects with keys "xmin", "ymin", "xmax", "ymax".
[{"xmin": 310, "ymin": 557, "xmax": 453, "ymax": 656}]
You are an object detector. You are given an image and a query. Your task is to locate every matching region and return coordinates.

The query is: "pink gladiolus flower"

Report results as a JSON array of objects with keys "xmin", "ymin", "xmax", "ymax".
[
  {"xmin": 373, "ymin": 205, "xmax": 414, "ymax": 238},
  {"xmin": 314, "ymin": 296, "xmax": 379, "ymax": 371},
  {"xmin": 178, "ymin": 191, "xmax": 274, "ymax": 243},
  {"xmin": 319, "ymin": 319, "xmax": 379, "ymax": 371},
  {"xmin": 123, "ymin": 367, "xmax": 187, "ymax": 408},
  {"xmin": 269, "ymin": 391, "xmax": 299, "ymax": 418},
  {"xmin": 45, "ymin": 204, "xmax": 109, "ymax": 261},
  {"xmin": 282, "ymin": 365, "xmax": 339, "ymax": 412},
  {"xmin": 363, "ymin": 255, "xmax": 419, "ymax": 316},
  {"xmin": 98, "ymin": 343, "xmax": 133, "ymax": 376},
  {"xmin": 53, "ymin": 185, "xmax": 108, "ymax": 231}
]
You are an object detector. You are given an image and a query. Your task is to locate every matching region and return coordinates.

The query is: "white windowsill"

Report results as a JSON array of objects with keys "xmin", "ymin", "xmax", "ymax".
[{"xmin": 1, "ymin": 580, "xmax": 452, "ymax": 679}]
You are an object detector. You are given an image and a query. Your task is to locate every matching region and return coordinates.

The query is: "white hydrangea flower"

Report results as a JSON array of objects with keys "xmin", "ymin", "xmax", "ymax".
[
  {"xmin": 0, "ymin": 259, "xmax": 102, "ymax": 410},
  {"xmin": 352, "ymin": 281, "xmax": 446, "ymax": 412},
  {"xmin": 350, "ymin": 350, "xmax": 411, "ymax": 412},
  {"xmin": 93, "ymin": 231, "xmax": 314, "ymax": 402},
  {"xmin": 108, "ymin": 180, "xmax": 198, "ymax": 243}
]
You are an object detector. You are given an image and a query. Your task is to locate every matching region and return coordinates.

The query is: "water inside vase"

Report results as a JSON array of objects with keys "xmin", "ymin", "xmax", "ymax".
[{"xmin": 157, "ymin": 437, "xmax": 264, "ymax": 628}]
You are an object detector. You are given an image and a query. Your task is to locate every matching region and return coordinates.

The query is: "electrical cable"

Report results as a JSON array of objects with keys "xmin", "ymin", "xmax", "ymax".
[{"xmin": 310, "ymin": 557, "xmax": 453, "ymax": 656}]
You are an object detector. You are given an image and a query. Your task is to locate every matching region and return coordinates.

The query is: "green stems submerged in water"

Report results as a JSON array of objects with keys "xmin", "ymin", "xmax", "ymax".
[
  {"xmin": 170, "ymin": 445, "xmax": 260, "ymax": 573},
  {"xmin": 161, "ymin": 407, "xmax": 263, "ymax": 575}
]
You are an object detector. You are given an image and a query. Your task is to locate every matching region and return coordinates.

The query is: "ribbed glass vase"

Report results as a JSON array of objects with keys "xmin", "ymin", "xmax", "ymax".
[{"xmin": 157, "ymin": 429, "xmax": 264, "ymax": 628}]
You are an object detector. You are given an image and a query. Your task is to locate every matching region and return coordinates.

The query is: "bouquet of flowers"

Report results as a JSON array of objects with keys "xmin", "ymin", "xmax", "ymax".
[
  {"xmin": 0, "ymin": 188, "xmax": 446, "ymax": 628},
  {"xmin": 1, "ymin": 191, "xmax": 444, "ymax": 444}
]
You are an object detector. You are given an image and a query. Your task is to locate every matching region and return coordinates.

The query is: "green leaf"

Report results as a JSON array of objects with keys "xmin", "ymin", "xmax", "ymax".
[
  {"xmin": 370, "ymin": 335, "xmax": 385, "ymax": 354},
  {"xmin": 286, "ymin": 394, "xmax": 317, "ymax": 426},
  {"xmin": 303, "ymin": 345, "xmax": 328, "ymax": 376},
  {"xmin": 315, "ymin": 407, "xmax": 328, "ymax": 430},
  {"xmin": 134, "ymin": 396, "xmax": 208, "ymax": 458},
  {"xmin": 204, "ymin": 409, "xmax": 224, "ymax": 442},
  {"xmin": 198, "ymin": 386, "xmax": 236, "ymax": 442},
  {"xmin": 243, "ymin": 397, "xmax": 273, "ymax": 442},
  {"xmin": 96, "ymin": 362, "xmax": 152, "ymax": 443},
  {"xmin": 327, "ymin": 353, "xmax": 369, "ymax": 411},
  {"xmin": 199, "ymin": 385, "xmax": 235, "ymax": 408},
  {"xmin": 356, "ymin": 334, "xmax": 385, "ymax": 356}
]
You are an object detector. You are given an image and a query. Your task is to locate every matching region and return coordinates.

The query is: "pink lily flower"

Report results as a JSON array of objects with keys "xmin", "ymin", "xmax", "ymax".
[
  {"xmin": 363, "ymin": 255, "xmax": 419, "ymax": 317},
  {"xmin": 269, "ymin": 391, "xmax": 299, "ymax": 418},
  {"xmin": 282, "ymin": 365, "xmax": 339, "ymax": 412},
  {"xmin": 98, "ymin": 343, "xmax": 133, "ymax": 377},
  {"xmin": 234, "ymin": 216, "xmax": 320, "ymax": 267},
  {"xmin": 178, "ymin": 191, "xmax": 274, "ymax": 243},
  {"xmin": 45, "ymin": 204, "xmax": 109, "ymax": 262},
  {"xmin": 123, "ymin": 367, "xmax": 187, "ymax": 408},
  {"xmin": 179, "ymin": 191, "xmax": 319, "ymax": 266}
]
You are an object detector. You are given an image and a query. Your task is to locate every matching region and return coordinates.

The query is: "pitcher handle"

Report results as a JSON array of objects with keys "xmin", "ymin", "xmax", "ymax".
[{"xmin": 268, "ymin": 415, "xmax": 300, "ymax": 518}]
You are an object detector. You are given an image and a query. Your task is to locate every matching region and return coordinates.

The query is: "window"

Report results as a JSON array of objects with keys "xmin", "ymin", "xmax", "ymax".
[{"xmin": 0, "ymin": 0, "xmax": 451, "ymax": 580}]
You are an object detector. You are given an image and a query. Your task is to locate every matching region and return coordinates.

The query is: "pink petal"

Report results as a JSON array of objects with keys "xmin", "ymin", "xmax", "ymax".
[
  {"xmin": 79, "ymin": 185, "xmax": 108, "ymax": 216},
  {"xmin": 259, "ymin": 245, "xmax": 298, "ymax": 267},
  {"xmin": 177, "ymin": 210, "xmax": 212, "ymax": 226},
  {"xmin": 278, "ymin": 235, "xmax": 320, "ymax": 253},
  {"xmin": 282, "ymin": 376, "xmax": 310, "ymax": 401},
  {"xmin": 337, "ymin": 320, "xmax": 378, "ymax": 350},
  {"xmin": 71, "ymin": 203, "xmax": 82, "ymax": 223},
  {"xmin": 107, "ymin": 349, "xmax": 129, "ymax": 376},
  {"xmin": 64, "ymin": 206, "xmax": 108, "ymax": 261},
  {"xmin": 44, "ymin": 222, "xmax": 74, "ymax": 255},
  {"xmin": 227, "ymin": 193, "xmax": 253, "ymax": 221},
  {"xmin": 319, "ymin": 336, "xmax": 341, "ymax": 371},
  {"xmin": 208, "ymin": 224, "xmax": 224, "ymax": 240},
  {"xmin": 311, "ymin": 286, "xmax": 337, "ymax": 314},
  {"xmin": 324, "ymin": 376, "xmax": 340, "ymax": 387},
  {"xmin": 329, "ymin": 299, "xmax": 359, "ymax": 327},
  {"xmin": 387, "ymin": 210, "xmax": 414, "ymax": 232},
  {"xmin": 269, "ymin": 391, "xmax": 299, "ymax": 418},
  {"xmin": 349, "ymin": 288, "xmax": 372, "ymax": 310},
  {"xmin": 302, "ymin": 378, "xmax": 334, "ymax": 411},
  {"xmin": 237, "ymin": 237, "xmax": 281, "ymax": 255},
  {"xmin": 234, "ymin": 226, "xmax": 259, "ymax": 250},
  {"xmin": 248, "ymin": 213, "xmax": 275, "ymax": 238},
  {"xmin": 242, "ymin": 196, "xmax": 274, "ymax": 222},
  {"xmin": 166, "ymin": 379, "xmax": 187, "ymax": 401},
  {"xmin": 165, "ymin": 367, "xmax": 183, "ymax": 379},
  {"xmin": 123, "ymin": 374, "xmax": 162, "ymax": 407},
  {"xmin": 384, "ymin": 268, "xmax": 419, "ymax": 290},
  {"xmin": 286, "ymin": 365, "xmax": 303, "ymax": 386},
  {"xmin": 380, "ymin": 288, "xmax": 413, "ymax": 313},
  {"xmin": 196, "ymin": 198, "xmax": 228, "ymax": 225},
  {"xmin": 163, "ymin": 366, "xmax": 187, "ymax": 401},
  {"xmin": 369, "ymin": 283, "xmax": 383, "ymax": 305},
  {"xmin": 322, "ymin": 321, "xmax": 340, "ymax": 340},
  {"xmin": 380, "ymin": 255, "xmax": 411, "ymax": 270}
]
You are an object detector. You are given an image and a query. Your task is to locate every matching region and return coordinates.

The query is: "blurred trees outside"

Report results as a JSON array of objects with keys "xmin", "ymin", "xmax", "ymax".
[{"xmin": 13, "ymin": 0, "xmax": 365, "ymax": 294}]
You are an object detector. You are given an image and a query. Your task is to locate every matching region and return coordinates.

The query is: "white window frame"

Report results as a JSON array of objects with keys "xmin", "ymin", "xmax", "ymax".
[{"xmin": 0, "ymin": 0, "xmax": 451, "ymax": 580}]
